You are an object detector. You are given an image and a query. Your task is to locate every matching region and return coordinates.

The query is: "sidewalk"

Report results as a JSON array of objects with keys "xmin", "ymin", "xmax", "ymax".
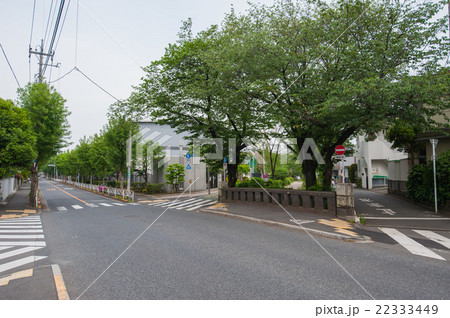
[
  {"xmin": 0, "ymin": 183, "xmax": 38, "ymax": 219},
  {"xmin": 200, "ymin": 200, "xmax": 370, "ymax": 242}
]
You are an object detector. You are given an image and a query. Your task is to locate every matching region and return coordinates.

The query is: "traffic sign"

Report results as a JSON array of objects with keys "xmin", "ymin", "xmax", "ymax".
[
  {"xmin": 186, "ymin": 153, "xmax": 192, "ymax": 159},
  {"xmin": 223, "ymin": 156, "xmax": 227, "ymax": 163},
  {"xmin": 335, "ymin": 145, "xmax": 345, "ymax": 156},
  {"xmin": 186, "ymin": 164, "xmax": 191, "ymax": 170}
]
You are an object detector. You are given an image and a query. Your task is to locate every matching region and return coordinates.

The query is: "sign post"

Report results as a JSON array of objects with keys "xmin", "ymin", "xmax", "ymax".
[
  {"xmin": 335, "ymin": 145, "xmax": 346, "ymax": 183},
  {"xmin": 186, "ymin": 153, "xmax": 192, "ymax": 194},
  {"xmin": 430, "ymin": 139, "xmax": 438, "ymax": 213}
]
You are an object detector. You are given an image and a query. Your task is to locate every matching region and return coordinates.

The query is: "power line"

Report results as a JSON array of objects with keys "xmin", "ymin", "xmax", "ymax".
[
  {"xmin": 53, "ymin": 0, "xmax": 71, "ymax": 54},
  {"xmin": 43, "ymin": 0, "xmax": 55, "ymax": 47},
  {"xmin": 75, "ymin": 67, "xmax": 120, "ymax": 101},
  {"xmin": 42, "ymin": 0, "xmax": 66, "ymax": 76},
  {"xmin": 74, "ymin": 0, "xmax": 142, "ymax": 69},
  {"xmin": 0, "ymin": 43, "xmax": 22, "ymax": 89},
  {"xmin": 29, "ymin": 0, "xmax": 37, "ymax": 82}
]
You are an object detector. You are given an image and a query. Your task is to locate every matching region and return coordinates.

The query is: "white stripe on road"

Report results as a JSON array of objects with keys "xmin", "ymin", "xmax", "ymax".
[
  {"xmin": 0, "ymin": 241, "xmax": 46, "ymax": 246},
  {"xmin": 174, "ymin": 199, "xmax": 205, "ymax": 209},
  {"xmin": 99, "ymin": 203, "xmax": 113, "ymax": 207},
  {"xmin": 86, "ymin": 203, "xmax": 98, "ymax": 208},
  {"xmin": 379, "ymin": 228, "xmax": 445, "ymax": 260},
  {"xmin": 0, "ymin": 223, "xmax": 41, "ymax": 226},
  {"xmin": 72, "ymin": 205, "xmax": 83, "ymax": 210},
  {"xmin": 0, "ymin": 247, "xmax": 11, "ymax": 251},
  {"xmin": 185, "ymin": 201, "xmax": 217, "ymax": 211},
  {"xmin": 128, "ymin": 203, "xmax": 140, "ymax": 206},
  {"xmin": 0, "ymin": 234, "xmax": 45, "ymax": 239},
  {"xmin": 0, "ymin": 246, "xmax": 44, "ymax": 261},
  {"xmin": 0, "ymin": 226, "xmax": 42, "ymax": 229},
  {"xmin": 0, "ymin": 229, "xmax": 43, "ymax": 233},
  {"xmin": 0, "ymin": 255, "xmax": 47, "ymax": 274},
  {"xmin": 413, "ymin": 230, "xmax": 450, "ymax": 250},
  {"xmin": 147, "ymin": 201, "xmax": 172, "ymax": 206},
  {"xmin": 57, "ymin": 206, "xmax": 68, "ymax": 211},
  {"xmin": 112, "ymin": 202, "xmax": 126, "ymax": 206}
]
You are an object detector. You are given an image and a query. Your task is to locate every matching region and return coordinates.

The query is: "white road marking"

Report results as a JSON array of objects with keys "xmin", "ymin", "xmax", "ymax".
[
  {"xmin": 413, "ymin": 230, "xmax": 450, "ymax": 249},
  {"xmin": 377, "ymin": 208, "xmax": 396, "ymax": 215},
  {"xmin": 0, "ymin": 255, "xmax": 47, "ymax": 274},
  {"xmin": 99, "ymin": 203, "xmax": 113, "ymax": 207},
  {"xmin": 86, "ymin": 203, "xmax": 98, "ymax": 208},
  {"xmin": 128, "ymin": 203, "xmax": 140, "ymax": 206},
  {"xmin": 112, "ymin": 202, "xmax": 126, "ymax": 206},
  {"xmin": 0, "ymin": 229, "xmax": 43, "ymax": 233},
  {"xmin": 72, "ymin": 205, "xmax": 83, "ymax": 210},
  {"xmin": 0, "ymin": 247, "xmax": 11, "ymax": 251},
  {"xmin": 0, "ymin": 223, "xmax": 41, "ymax": 226},
  {"xmin": 380, "ymin": 228, "xmax": 445, "ymax": 260},
  {"xmin": 57, "ymin": 206, "xmax": 68, "ymax": 211},
  {"xmin": 368, "ymin": 203, "xmax": 384, "ymax": 208},
  {"xmin": 148, "ymin": 201, "xmax": 172, "ymax": 206},
  {"xmin": 173, "ymin": 199, "xmax": 205, "ymax": 209},
  {"xmin": 0, "ymin": 241, "xmax": 46, "ymax": 246},
  {"xmin": 0, "ymin": 225, "xmax": 42, "ymax": 229},
  {"xmin": 0, "ymin": 246, "xmax": 44, "ymax": 261},
  {"xmin": 186, "ymin": 201, "xmax": 217, "ymax": 211},
  {"xmin": 0, "ymin": 234, "xmax": 45, "ymax": 239}
]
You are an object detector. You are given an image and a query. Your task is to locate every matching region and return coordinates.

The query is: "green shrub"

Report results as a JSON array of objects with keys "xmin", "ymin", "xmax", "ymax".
[
  {"xmin": 407, "ymin": 150, "xmax": 450, "ymax": 208},
  {"xmin": 348, "ymin": 164, "xmax": 358, "ymax": 183},
  {"xmin": 146, "ymin": 183, "xmax": 165, "ymax": 194}
]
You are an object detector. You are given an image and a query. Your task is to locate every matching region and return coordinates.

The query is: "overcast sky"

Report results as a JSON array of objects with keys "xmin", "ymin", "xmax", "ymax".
[{"xmin": 0, "ymin": 0, "xmax": 275, "ymax": 150}]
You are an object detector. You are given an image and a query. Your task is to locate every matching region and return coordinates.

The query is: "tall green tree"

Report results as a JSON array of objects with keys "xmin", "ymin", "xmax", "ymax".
[
  {"xmin": 18, "ymin": 82, "xmax": 70, "ymax": 206},
  {"xmin": 120, "ymin": 20, "xmax": 270, "ymax": 187},
  {"xmin": 0, "ymin": 98, "xmax": 36, "ymax": 177},
  {"xmin": 103, "ymin": 115, "xmax": 138, "ymax": 189}
]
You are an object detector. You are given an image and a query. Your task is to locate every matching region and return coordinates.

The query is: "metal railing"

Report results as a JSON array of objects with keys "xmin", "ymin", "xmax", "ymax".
[{"xmin": 55, "ymin": 179, "xmax": 134, "ymax": 201}]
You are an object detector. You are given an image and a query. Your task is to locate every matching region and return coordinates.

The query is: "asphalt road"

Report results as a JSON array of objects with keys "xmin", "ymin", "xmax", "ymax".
[{"xmin": 31, "ymin": 181, "xmax": 450, "ymax": 299}]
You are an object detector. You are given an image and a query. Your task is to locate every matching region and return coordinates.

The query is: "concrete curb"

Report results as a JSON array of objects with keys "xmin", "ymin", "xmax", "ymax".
[
  {"xmin": 200, "ymin": 208, "xmax": 372, "ymax": 242},
  {"xmin": 39, "ymin": 188, "xmax": 50, "ymax": 212}
]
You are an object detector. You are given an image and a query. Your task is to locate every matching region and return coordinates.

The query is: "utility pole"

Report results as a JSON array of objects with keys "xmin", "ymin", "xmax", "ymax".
[{"xmin": 29, "ymin": 39, "xmax": 55, "ymax": 83}]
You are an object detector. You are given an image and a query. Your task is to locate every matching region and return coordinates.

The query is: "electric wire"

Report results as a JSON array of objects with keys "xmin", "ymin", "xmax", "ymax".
[
  {"xmin": 42, "ymin": 0, "xmax": 66, "ymax": 76},
  {"xmin": 29, "ymin": 0, "xmax": 37, "ymax": 82},
  {"xmin": 43, "ymin": 0, "xmax": 55, "ymax": 48},
  {"xmin": 73, "ymin": 0, "xmax": 142, "ymax": 69},
  {"xmin": 53, "ymin": 0, "xmax": 71, "ymax": 54},
  {"xmin": 0, "ymin": 43, "xmax": 22, "ymax": 89},
  {"xmin": 75, "ymin": 67, "xmax": 120, "ymax": 101},
  {"xmin": 75, "ymin": 0, "xmax": 79, "ymax": 66}
]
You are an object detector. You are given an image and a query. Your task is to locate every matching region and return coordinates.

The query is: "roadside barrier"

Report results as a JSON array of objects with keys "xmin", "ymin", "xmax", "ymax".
[
  {"xmin": 54, "ymin": 179, "xmax": 135, "ymax": 202},
  {"xmin": 221, "ymin": 187, "xmax": 337, "ymax": 215}
]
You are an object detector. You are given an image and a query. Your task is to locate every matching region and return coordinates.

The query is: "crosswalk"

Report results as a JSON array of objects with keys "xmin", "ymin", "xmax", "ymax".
[
  {"xmin": 379, "ymin": 227, "xmax": 450, "ymax": 261},
  {"xmin": 0, "ymin": 216, "xmax": 47, "ymax": 275},
  {"xmin": 147, "ymin": 197, "xmax": 217, "ymax": 211},
  {"xmin": 53, "ymin": 201, "xmax": 140, "ymax": 212}
]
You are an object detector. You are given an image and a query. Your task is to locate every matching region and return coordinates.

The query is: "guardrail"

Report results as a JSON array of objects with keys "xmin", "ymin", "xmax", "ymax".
[{"xmin": 55, "ymin": 179, "xmax": 134, "ymax": 202}]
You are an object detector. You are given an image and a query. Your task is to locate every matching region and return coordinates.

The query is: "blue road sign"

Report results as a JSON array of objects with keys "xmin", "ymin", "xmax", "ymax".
[
  {"xmin": 223, "ymin": 156, "xmax": 227, "ymax": 163},
  {"xmin": 186, "ymin": 153, "xmax": 192, "ymax": 159},
  {"xmin": 186, "ymin": 164, "xmax": 192, "ymax": 170}
]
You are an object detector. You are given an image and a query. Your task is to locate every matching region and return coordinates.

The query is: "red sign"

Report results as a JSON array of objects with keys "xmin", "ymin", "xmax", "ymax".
[{"xmin": 335, "ymin": 145, "xmax": 345, "ymax": 155}]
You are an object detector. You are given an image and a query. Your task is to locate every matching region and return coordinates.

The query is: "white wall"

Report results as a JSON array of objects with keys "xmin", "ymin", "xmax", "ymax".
[{"xmin": 0, "ymin": 177, "xmax": 16, "ymax": 202}]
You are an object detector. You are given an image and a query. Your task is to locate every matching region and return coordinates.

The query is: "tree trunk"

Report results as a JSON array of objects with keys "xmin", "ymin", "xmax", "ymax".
[
  {"xmin": 227, "ymin": 164, "xmax": 238, "ymax": 187},
  {"xmin": 29, "ymin": 164, "xmax": 39, "ymax": 207},
  {"xmin": 322, "ymin": 162, "xmax": 334, "ymax": 190},
  {"xmin": 302, "ymin": 159, "xmax": 318, "ymax": 189},
  {"xmin": 119, "ymin": 169, "xmax": 124, "ymax": 189}
]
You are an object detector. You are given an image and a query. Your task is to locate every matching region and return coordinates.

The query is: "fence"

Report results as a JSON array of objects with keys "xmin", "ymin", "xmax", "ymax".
[
  {"xmin": 221, "ymin": 187, "xmax": 337, "ymax": 215},
  {"xmin": 57, "ymin": 179, "xmax": 135, "ymax": 202}
]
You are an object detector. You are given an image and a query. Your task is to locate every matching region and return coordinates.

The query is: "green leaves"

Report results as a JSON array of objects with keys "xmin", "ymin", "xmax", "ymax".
[
  {"xmin": 18, "ymin": 82, "xmax": 71, "ymax": 167},
  {"xmin": 0, "ymin": 98, "xmax": 36, "ymax": 177}
]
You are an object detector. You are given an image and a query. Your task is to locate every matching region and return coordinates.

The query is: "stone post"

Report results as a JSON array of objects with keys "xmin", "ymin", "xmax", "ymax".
[
  {"xmin": 336, "ymin": 183, "xmax": 355, "ymax": 218},
  {"xmin": 218, "ymin": 181, "xmax": 227, "ymax": 202}
]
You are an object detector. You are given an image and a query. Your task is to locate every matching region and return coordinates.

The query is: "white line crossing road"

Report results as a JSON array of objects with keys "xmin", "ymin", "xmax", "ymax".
[
  {"xmin": 53, "ymin": 202, "xmax": 140, "ymax": 212},
  {"xmin": 148, "ymin": 198, "xmax": 217, "ymax": 211},
  {"xmin": 0, "ymin": 216, "xmax": 47, "ymax": 274},
  {"xmin": 379, "ymin": 228, "xmax": 448, "ymax": 261}
]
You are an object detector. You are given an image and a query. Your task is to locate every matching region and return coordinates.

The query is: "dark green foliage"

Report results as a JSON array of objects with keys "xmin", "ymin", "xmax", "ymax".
[
  {"xmin": 0, "ymin": 98, "xmax": 36, "ymax": 176},
  {"xmin": 348, "ymin": 164, "xmax": 358, "ymax": 183},
  {"xmin": 407, "ymin": 150, "xmax": 450, "ymax": 208}
]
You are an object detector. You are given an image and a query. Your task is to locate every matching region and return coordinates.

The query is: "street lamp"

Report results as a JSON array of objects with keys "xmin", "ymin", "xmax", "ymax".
[{"xmin": 430, "ymin": 139, "xmax": 438, "ymax": 213}]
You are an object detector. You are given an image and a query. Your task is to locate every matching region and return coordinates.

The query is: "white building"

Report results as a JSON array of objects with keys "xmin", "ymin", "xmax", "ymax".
[
  {"xmin": 134, "ymin": 122, "xmax": 214, "ymax": 193},
  {"xmin": 355, "ymin": 134, "xmax": 408, "ymax": 189}
]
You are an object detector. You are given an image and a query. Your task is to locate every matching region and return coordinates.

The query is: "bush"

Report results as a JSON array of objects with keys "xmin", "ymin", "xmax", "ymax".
[
  {"xmin": 348, "ymin": 164, "xmax": 358, "ymax": 183},
  {"xmin": 146, "ymin": 183, "xmax": 165, "ymax": 194},
  {"xmin": 407, "ymin": 150, "xmax": 450, "ymax": 208}
]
